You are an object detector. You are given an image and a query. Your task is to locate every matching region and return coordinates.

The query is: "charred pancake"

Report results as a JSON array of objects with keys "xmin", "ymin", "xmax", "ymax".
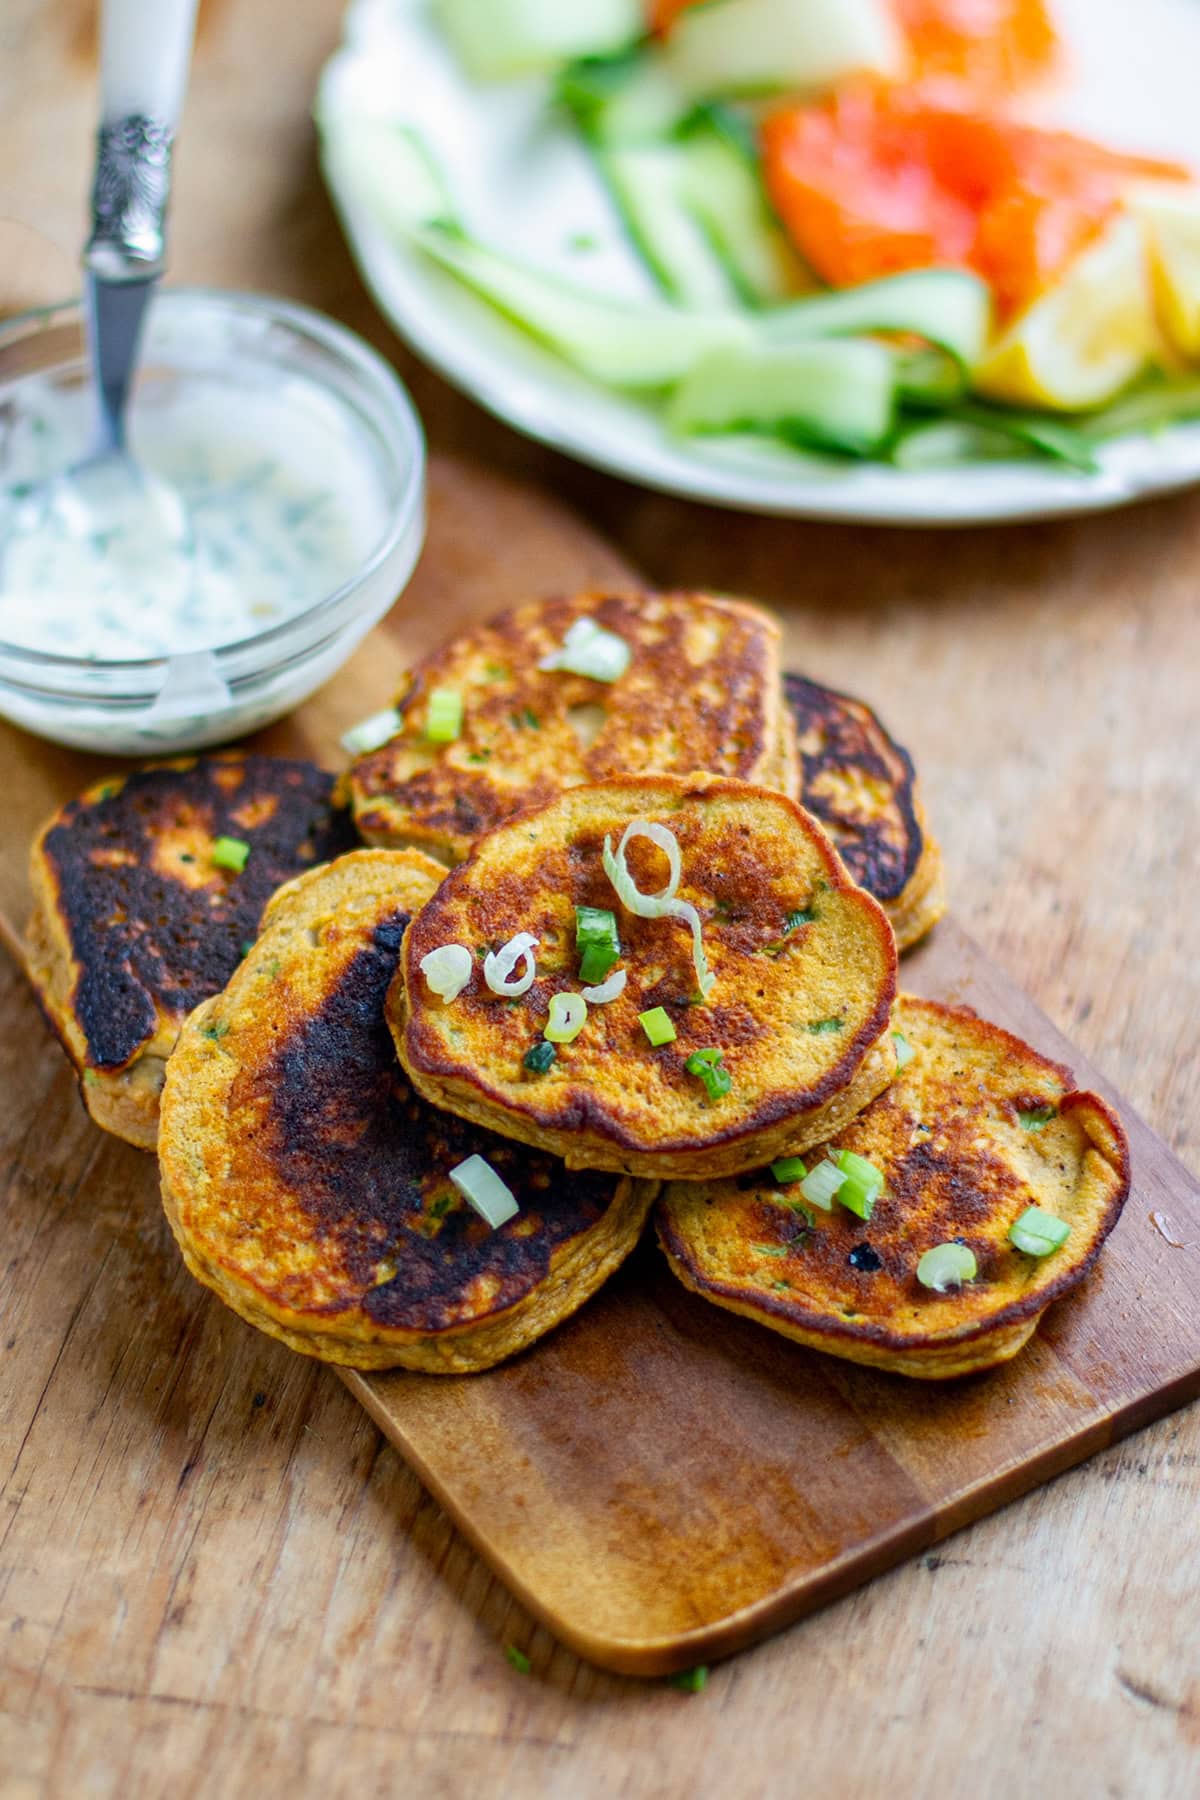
[
  {"xmin": 783, "ymin": 673, "xmax": 946, "ymax": 951},
  {"xmin": 657, "ymin": 996, "xmax": 1130, "ymax": 1379},
  {"xmin": 393, "ymin": 776, "xmax": 899, "ymax": 1181},
  {"xmin": 27, "ymin": 753, "xmax": 355, "ymax": 1150},
  {"xmin": 159, "ymin": 849, "xmax": 655, "ymax": 1372},
  {"xmin": 348, "ymin": 589, "xmax": 795, "ymax": 861}
]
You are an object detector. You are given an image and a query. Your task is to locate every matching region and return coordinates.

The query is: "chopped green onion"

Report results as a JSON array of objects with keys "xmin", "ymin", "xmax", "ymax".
[
  {"xmin": 1018, "ymin": 1104, "xmax": 1057, "ymax": 1131},
  {"xmin": 1008, "ymin": 1205, "xmax": 1071, "ymax": 1257},
  {"xmin": 449, "ymin": 1154, "xmax": 518, "ymax": 1230},
  {"xmin": 639, "ymin": 1006, "xmax": 677, "ymax": 1047},
  {"xmin": 753, "ymin": 1243, "xmax": 790, "ymax": 1257},
  {"xmin": 575, "ymin": 905, "xmax": 619, "ymax": 949},
  {"xmin": 523, "ymin": 1041, "xmax": 556, "ymax": 1074},
  {"xmin": 426, "ymin": 687, "xmax": 463, "ymax": 742},
  {"xmin": 505, "ymin": 1645, "xmax": 531, "ymax": 1675},
  {"xmin": 808, "ymin": 1017, "xmax": 843, "ymax": 1035},
  {"xmin": 483, "ymin": 931, "xmax": 539, "ymax": 997},
  {"xmin": 669, "ymin": 1665, "xmax": 708, "ymax": 1693},
  {"xmin": 770, "ymin": 1157, "xmax": 808, "ymax": 1184},
  {"xmin": 892, "ymin": 1030, "xmax": 915, "ymax": 1071},
  {"xmin": 685, "ymin": 1047, "xmax": 731, "ymax": 1100},
  {"xmin": 545, "ymin": 992, "xmax": 588, "ymax": 1043},
  {"xmin": 539, "ymin": 616, "xmax": 631, "ymax": 682},
  {"xmin": 837, "ymin": 1149, "xmax": 885, "ymax": 1190},
  {"xmin": 580, "ymin": 941, "xmax": 620, "ymax": 985},
  {"xmin": 212, "ymin": 836, "xmax": 250, "ymax": 873},
  {"xmin": 784, "ymin": 907, "xmax": 815, "ymax": 932},
  {"xmin": 799, "ymin": 1160, "xmax": 845, "ymax": 1211},
  {"xmin": 837, "ymin": 1175, "xmax": 879, "ymax": 1221},
  {"xmin": 340, "ymin": 706, "xmax": 402, "ymax": 755},
  {"xmin": 917, "ymin": 1242, "xmax": 978, "ymax": 1292},
  {"xmin": 580, "ymin": 968, "xmax": 627, "ymax": 1004},
  {"xmin": 420, "ymin": 943, "xmax": 473, "ymax": 1002},
  {"xmin": 603, "ymin": 819, "xmax": 715, "ymax": 1002}
]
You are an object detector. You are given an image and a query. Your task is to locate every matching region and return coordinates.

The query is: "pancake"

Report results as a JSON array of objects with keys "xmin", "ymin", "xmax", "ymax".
[
  {"xmin": 347, "ymin": 588, "xmax": 795, "ymax": 861},
  {"xmin": 26, "ymin": 753, "xmax": 355, "ymax": 1150},
  {"xmin": 158, "ymin": 849, "xmax": 656, "ymax": 1372},
  {"xmin": 656, "ymin": 995, "xmax": 1130, "ymax": 1379},
  {"xmin": 393, "ymin": 775, "xmax": 899, "ymax": 1181},
  {"xmin": 782, "ymin": 673, "xmax": 946, "ymax": 951}
]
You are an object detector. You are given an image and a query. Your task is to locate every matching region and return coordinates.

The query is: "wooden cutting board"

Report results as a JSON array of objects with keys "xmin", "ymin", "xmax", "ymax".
[{"xmin": 2, "ymin": 455, "xmax": 1198, "ymax": 1678}]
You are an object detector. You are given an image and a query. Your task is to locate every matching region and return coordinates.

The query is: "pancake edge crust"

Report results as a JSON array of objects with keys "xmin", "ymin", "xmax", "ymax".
[
  {"xmin": 158, "ymin": 848, "xmax": 656, "ymax": 1373},
  {"xmin": 779, "ymin": 673, "xmax": 946, "ymax": 952},
  {"xmin": 656, "ymin": 999, "xmax": 1131, "ymax": 1379},
  {"xmin": 25, "ymin": 753, "xmax": 350, "ymax": 1151},
  {"xmin": 394, "ymin": 775, "xmax": 900, "ymax": 1180}
]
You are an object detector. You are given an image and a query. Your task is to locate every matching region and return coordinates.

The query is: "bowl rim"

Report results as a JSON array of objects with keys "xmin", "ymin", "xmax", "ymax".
[{"xmin": 0, "ymin": 284, "xmax": 426, "ymax": 676}]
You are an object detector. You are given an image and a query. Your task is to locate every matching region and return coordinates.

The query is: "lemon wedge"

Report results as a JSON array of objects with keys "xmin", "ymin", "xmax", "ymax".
[
  {"xmin": 1127, "ymin": 181, "xmax": 1200, "ymax": 360},
  {"xmin": 973, "ymin": 215, "xmax": 1157, "ymax": 411}
]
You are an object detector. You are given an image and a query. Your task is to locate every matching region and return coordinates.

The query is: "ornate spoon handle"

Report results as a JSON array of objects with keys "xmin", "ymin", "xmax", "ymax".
[{"xmin": 85, "ymin": 0, "xmax": 200, "ymax": 282}]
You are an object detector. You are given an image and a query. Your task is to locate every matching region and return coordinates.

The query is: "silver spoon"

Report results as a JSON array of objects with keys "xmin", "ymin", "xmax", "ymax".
[{"xmin": 5, "ymin": 0, "xmax": 200, "ymax": 597}]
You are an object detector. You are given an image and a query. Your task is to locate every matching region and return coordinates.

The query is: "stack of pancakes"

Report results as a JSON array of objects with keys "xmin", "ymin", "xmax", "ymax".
[{"xmin": 26, "ymin": 589, "xmax": 1128, "ymax": 1378}]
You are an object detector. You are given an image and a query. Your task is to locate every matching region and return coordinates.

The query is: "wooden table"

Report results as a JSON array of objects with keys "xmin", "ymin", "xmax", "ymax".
[{"xmin": 2, "ymin": 4, "xmax": 1198, "ymax": 1794}]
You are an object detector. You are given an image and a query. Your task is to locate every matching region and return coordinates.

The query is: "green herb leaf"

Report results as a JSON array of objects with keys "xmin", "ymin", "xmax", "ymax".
[
  {"xmin": 684, "ymin": 1047, "xmax": 732, "ymax": 1099},
  {"xmin": 668, "ymin": 1666, "xmax": 709, "ymax": 1693},
  {"xmin": 201, "ymin": 1020, "xmax": 230, "ymax": 1042},
  {"xmin": 504, "ymin": 1645, "xmax": 532, "ymax": 1675},
  {"xmin": 807, "ymin": 1017, "xmax": 844, "ymax": 1035},
  {"xmin": 1018, "ymin": 1104, "xmax": 1057, "ymax": 1131},
  {"xmin": 524, "ymin": 1041, "xmax": 557, "ymax": 1074}
]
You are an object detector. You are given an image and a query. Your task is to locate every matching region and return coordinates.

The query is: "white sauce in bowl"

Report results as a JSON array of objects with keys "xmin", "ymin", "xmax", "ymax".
[{"xmin": 0, "ymin": 371, "xmax": 387, "ymax": 660}]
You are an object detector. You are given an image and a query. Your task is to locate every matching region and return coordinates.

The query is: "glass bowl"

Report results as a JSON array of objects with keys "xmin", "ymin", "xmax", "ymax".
[{"xmin": 0, "ymin": 287, "xmax": 425, "ymax": 754}]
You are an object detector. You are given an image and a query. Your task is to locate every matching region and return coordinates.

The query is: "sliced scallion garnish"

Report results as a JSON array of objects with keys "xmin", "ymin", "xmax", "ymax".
[
  {"xmin": 340, "ymin": 705, "xmax": 403, "ymax": 755},
  {"xmin": 916, "ymin": 1242, "xmax": 977, "ymax": 1292},
  {"xmin": 426, "ymin": 687, "xmax": 464, "ymax": 742},
  {"xmin": 1018, "ymin": 1104, "xmax": 1057, "ymax": 1131},
  {"xmin": 212, "ymin": 836, "xmax": 250, "ymax": 873},
  {"xmin": 449, "ymin": 1154, "xmax": 518, "ymax": 1230},
  {"xmin": 419, "ymin": 943, "xmax": 473, "ymax": 1002},
  {"xmin": 770, "ymin": 1156, "xmax": 808, "ymax": 1184},
  {"xmin": 1008, "ymin": 1205, "xmax": 1071, "ymax": 1257},
  {"xmin": 837, "ymin": 1174, "xmax": 878, "ymax": 1221},
  {"xmin": 539, "ymin": 615, "xmax": 631, "ymax": 682},
  {"xmin": 639, "ymin": 1006, "xmax": 676, "ymax": 1047},
  {"xmin": 808, "ymin": 1017, "xmax": 844, "ymax": 1035},
  {"xmin": 837, "ymin": 1149, "xmax": 884, "ymax": 1190},
  {"xmin": 523, "ymin": 1040, "xmax": 556, "ymax": 1074},
  {"xmin": 668, "ymin": 1666, "xmax": 709, "ymax": 1693},
  {"xmin": 799, "ymin": 1160, "xmax": 844, "ymax": 1211},
  {"xmin": 483, "ymin": 931, "xmax": 539, "ymax": 997},
  {"xmin": 892, "ymin": 1030, "xmax": 915, "ymax": 1070},
  {"xmin": 603, "ymin": 818, "xmax": 715, "ymax": 1001},
  {"xmin": 684, "ymin": 1047, "xmax": 731, "ymax": 1100},
  {"xmin": 505, "ymin": 1645, "xmax": 532, "ymax": 1675},
  {"xmin": 545, "ymin": 992, "xmax": 588, "ymax": 1043},
  {"xmin": 580, "ymin": 967, "xmax": 627, "ymax": 1004},
  {"xmin": 576, "ymin": 906, "xmax": 621, "ymax": 985}
]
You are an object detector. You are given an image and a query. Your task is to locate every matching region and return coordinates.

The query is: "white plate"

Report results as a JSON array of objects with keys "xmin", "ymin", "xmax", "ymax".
[{"xmin": 318, "ymin": 0, "xmax": 1200, "ymax": 523}]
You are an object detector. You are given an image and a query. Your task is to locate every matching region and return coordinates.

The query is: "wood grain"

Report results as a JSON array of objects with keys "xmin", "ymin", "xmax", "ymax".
[{"xmin": 2, "ymin": 0, "xmax": 1199, "ymax": 1794}]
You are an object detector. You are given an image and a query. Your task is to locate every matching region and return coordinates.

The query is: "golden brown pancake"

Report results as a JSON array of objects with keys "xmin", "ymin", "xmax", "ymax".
[
  {"xmin": 393, "ymin": 775, "xmax": 899, "ymax": 1180},
  {"xmin": 159, "ymin": 850, "xmax": 656, "ymax": 1372},
  {"xmin": 656, "ymin": 995, "xmax": 1130, "ymax": 1379},
  {"xmin": 347, "ymin": 589, "xmax": 795, "ymax": 860},
  {"xmin": 782, "ymin": 673, "xmax": 946, "ymax": 951},
  {"xmin": 26, "ymin": 753, "xmax": 355, "ymax": 1150}
]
